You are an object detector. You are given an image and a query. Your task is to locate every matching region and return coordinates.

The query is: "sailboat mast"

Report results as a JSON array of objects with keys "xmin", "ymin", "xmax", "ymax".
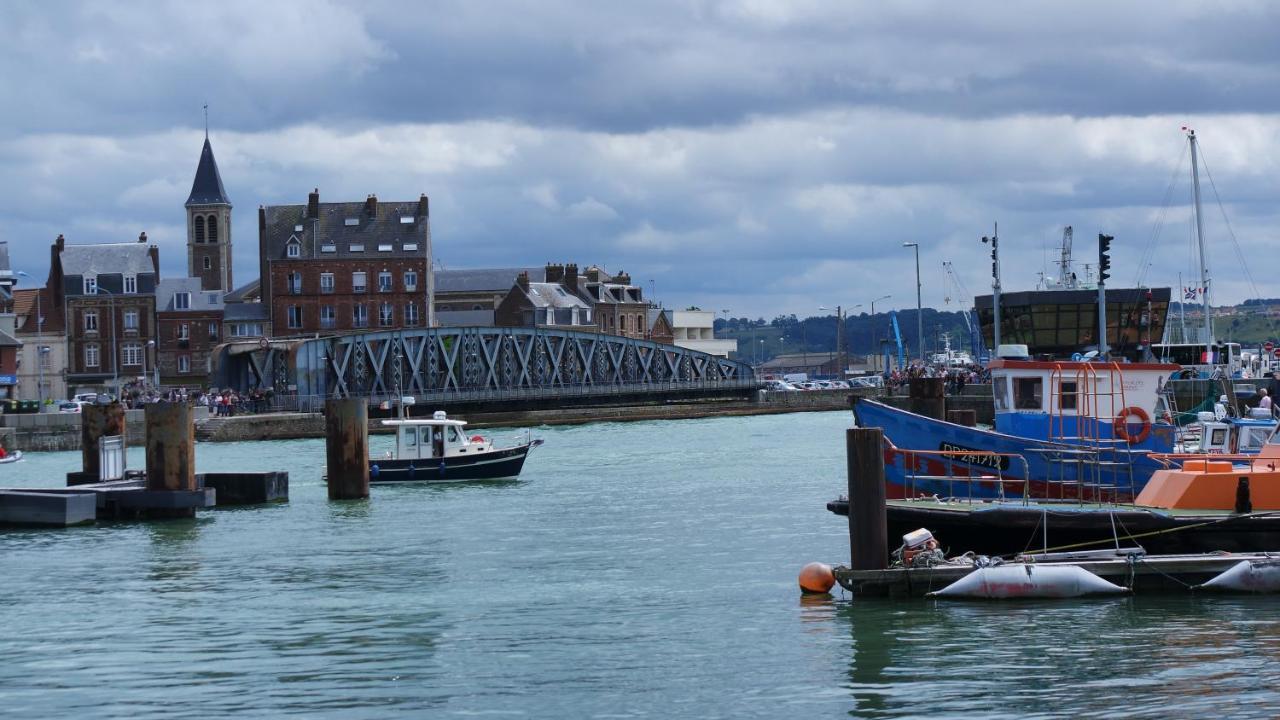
[{"xmin": 1188, "ymin": 129, "xmax": 1212, "ymax": 360}]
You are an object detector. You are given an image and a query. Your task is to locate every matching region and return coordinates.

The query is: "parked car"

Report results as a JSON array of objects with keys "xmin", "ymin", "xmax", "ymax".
[
  {"xmin": 765, "ymin": 379, "xmax": 799, "ymax": 391},
  {"xmin": 58, "ymin": 401, "xmax": 86, "ymax": 414}
]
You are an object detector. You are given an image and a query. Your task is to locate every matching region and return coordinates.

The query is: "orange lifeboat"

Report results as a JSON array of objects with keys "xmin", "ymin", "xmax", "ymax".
[{"xmin": 1136, "ymin": 440, "xmax": 1280, "ymax": 511}]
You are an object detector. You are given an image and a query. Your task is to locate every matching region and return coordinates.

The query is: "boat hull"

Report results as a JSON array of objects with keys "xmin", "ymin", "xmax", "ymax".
[
  {"xmin": 854, "ymin": 398, "xmax": 1175, "ymax": 502},
  {"xmin": 369, "ymin": 443, "xmax": 537, "ymax": 483}
]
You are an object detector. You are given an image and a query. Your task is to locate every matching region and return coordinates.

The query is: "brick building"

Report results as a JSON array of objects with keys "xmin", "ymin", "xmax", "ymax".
[
  {"xmin": 574, "ymin": 265, "xmax": 648, "ymax": 339},
  {"xmin": 494, "ymin": 271, "xmax": 595, "ymax": 329},
  {"xmin": 13, "ymin": 286, "xmax": 66, "ymax": 402},
  {"xmin": 156, "ymin": 277, "xmax": 223, "ymax": 385},
  {"xmin": 260, "ymin": 191, "xmax": 434, "ymax": 337},
  {"xmin": 186, "ymin": 136, "xmax": 233, "ymax": 292},
  {"xmin": 49, "ymin": 233, "xmax": 160, "ymax": 395}
]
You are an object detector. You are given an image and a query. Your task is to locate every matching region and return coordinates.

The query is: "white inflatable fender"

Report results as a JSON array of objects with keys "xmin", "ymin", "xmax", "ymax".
[
  {"xmin": 927, "ymin": 564, "xmax": 1129, "ymax": 599},
  {"xmin": 1198, "ymin": 560, "xmax": 1280, "ymax": 593}
]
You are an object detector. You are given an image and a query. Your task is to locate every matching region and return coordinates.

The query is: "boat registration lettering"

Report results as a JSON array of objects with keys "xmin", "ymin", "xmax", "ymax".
[{"xmin": 938, "ymin": 442, "xmax": 1010, "ymax": 471}]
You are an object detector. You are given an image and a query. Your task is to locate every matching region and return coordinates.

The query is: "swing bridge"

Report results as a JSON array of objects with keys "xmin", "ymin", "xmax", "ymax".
[{"xmin": 211, "ymin": 326, "xmax": 758, "ymax": 411}]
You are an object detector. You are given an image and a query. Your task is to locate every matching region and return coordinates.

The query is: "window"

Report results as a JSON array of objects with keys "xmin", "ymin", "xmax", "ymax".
[
  {"xmin": 38, "ymin": 345, "xmax": 51, "ymax": 370},
  {"xmin": 84, "ymin": 276, "xmax": 97, "ymax": 295},
  {"xmin": 178, "ymin": 355, "xmax": 190, "ymax": 374},
  {"xmin": 287, "ymin": 241, "xmax": 300, "ymax": 258},
  {"xmin": 294, "ymin": 224, "xmax": 304, "ymax": 232},
  {"xmin": 287, "ymin": 306, "xmax": 303, "ymax": 329},
  {"xmin": 403, "ymin": 243, "xmax": 418, "ymax": 251},
  {"xmin": 349, "ymin": 243, "xmax": 365, "ymax": 252},
  {"xmin": 194, "ymin": 216, "xmax": 205, "ymax": 242},
  {"xmin": 405, "ymin": 302, "xmax": 419, "ymax": 327},
  {"xmin": 345, "ymin": 218, "xmax": 359, "ymax": 227},
  {"xmin": 400, "ymin": 216, "xmax": 414, "ymax": 224},
  {"xmin": 85, "ymin": 344, "xmax": 99, "ymax": 367},
  {"xmin": 174, "ymin": 292, "xmax": 191, "ymax": 310},
  {"xmin": 208, "ymin": 215, "xmax": 219, "ymax": 242},
  {"xmin": 320, "ymin": 305, "xmax": 336, "ymax": 329},
  {"xmin": 1014, "ymin": 377, "xmax": 1044, "ymax": 410},
  {"xmin": 1059, "ymin": 381, "xmax": 1078, "ymax": 411},
  {"xmin": 321, "ymin": 244, "xmax": 336, "ymax": 253},
  {"xmin": 320, "ymin": 273, "xmax": 335, "ymax": 294},
  {"xmin": 84, "ymin": 310, "xmax": 98, "ymax": 332},
  {"xmin": 353, "ymin": 304, "xmax": 368, "ymax": 328},
  {"xmin": 124, "ymin": 275, "xmax": 137, "ymax": 294},
  {"xmin": 378, "ymin": 244, "xmax": 393, "ymax": 252},
  {"xmin": 123, "ymin": 310, "xmax": 139, "ymax": 331},
  {"xmin": 203, "ymin": 257, "xmax": 212, "ymax": 270},
  {"xmin": 122, "ymin": 343, "xmax": 142, "ymax": 366},
  {"xmin": 288, "ymin": 272, "xmax": 303, "ymax": 294},
  {"xmin": 403, "ymin": 270, "xmax": 417, "ymax": 291},
  {"xmin": 378, "ymin": 271, "xmax": 393, "ymax": 292},
  {"xmin": 379, "ymin": 302, "xmax": 394, "ymax": 327},
  {"xmin": 208, "ymin": 322, "xmax": 218, "ymax": 340},
  {"xmin": 178, "ymin": 323, "xmax": 190, "ymax": 340},
  {"xmin": 352, "ymin": 272, "xmax": 367, "ymax": 293}
]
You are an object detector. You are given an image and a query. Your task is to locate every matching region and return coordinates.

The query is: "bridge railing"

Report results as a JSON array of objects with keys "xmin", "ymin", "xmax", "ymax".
[{"xmin": 260, "ymin": 377, "xmax": 764, "ymax": 414}]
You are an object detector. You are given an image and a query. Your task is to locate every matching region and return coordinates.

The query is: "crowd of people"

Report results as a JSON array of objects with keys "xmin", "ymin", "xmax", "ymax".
[
  {"xmin": 884, "ymin": 361, "xmax": 989, "ymax": 395},
  {"xmin": 117, "ymin": 382, "xmax": 275, "ymax": 416}
]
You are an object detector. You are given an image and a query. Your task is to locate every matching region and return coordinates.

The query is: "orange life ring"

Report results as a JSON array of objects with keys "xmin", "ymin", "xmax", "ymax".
[{"xmin": 1114, "ymin": 406, "xmax": 1152, "ymax": 444}]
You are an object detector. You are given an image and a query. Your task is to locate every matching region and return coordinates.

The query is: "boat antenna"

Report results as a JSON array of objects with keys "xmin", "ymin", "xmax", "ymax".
[{"xmin": 1186, "ymin": 127, "xmax": 1213, "ymax": 361}]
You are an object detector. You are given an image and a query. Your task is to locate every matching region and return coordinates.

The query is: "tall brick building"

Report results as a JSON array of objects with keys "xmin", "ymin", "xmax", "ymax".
[
  {"xmin": 259, "ymin": 191, "xmax": 434, "ymax": 337},
  {"xmin": 155, "ymin": 277, "xmax": 223, "ymax": 385}
]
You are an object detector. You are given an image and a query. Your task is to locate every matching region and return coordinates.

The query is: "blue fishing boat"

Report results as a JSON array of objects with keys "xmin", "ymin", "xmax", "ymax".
[{"xmin": 855, "ymin": 358, "xmax": 1181, "ymax": 501}]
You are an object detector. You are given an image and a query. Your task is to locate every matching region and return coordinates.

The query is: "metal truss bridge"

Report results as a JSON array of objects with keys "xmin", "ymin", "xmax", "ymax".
[{"xmin": 212, "ymin": 326, "xmax": 757, "ymax": 408}]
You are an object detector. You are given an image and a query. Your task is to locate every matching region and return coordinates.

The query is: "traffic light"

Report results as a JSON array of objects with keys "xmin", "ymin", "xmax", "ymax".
[{"xmin": 1098, "ymin": 234, "xmax": 1113, "ymax": 283}]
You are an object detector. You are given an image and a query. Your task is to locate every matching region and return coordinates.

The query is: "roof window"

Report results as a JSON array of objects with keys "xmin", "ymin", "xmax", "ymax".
[
  {"xmin": 403, "ymin": 243, "xmax": 418, "ymax": 251},
  {"xmin": 378, "ymin": 244, "xmax": 393, "ymax": 252},
  {"xmin": 344, "ymin": 218, "xmax": 359, "ymax": 227},
  {"xmin": 294, "ymin": 224, "xmax": 303, "ymax": 232},
  {"xmin": 349, "ymin": 244, "xmax": 365, "ymax": 252},
  {"xmin": 399, "ymin": 216, "xmax": 414, "ymax": 224},
  {"xmin": 321, "ymin": 244, "xmax": 336, "ymax": 253}
]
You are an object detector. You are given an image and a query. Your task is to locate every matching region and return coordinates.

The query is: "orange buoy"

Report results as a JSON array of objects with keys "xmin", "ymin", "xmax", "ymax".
[{"xmin": 798, "ymin": 562, "xmax": 836, "ymax": 594}]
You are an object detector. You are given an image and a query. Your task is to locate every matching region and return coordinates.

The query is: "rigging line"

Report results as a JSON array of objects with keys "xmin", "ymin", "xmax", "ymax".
[
  {"xmin": 1135, "ymin": 140, "xmax": 1189, "ymax": 287},
  {"xmin": 1198, "ymin": 149, "xmax": 1265, "ymax": 305}
]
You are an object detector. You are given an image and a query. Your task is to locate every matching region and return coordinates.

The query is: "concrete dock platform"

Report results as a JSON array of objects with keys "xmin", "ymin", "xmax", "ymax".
[{"xmin": 0, "ymin": 490, "xmax": 97, "ymax": 527}]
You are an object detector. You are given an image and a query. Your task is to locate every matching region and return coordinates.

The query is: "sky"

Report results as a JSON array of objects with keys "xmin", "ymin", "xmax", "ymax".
[{"xmin": 3, "ymin": 0, "xmax": 1280, "ymax": 320}]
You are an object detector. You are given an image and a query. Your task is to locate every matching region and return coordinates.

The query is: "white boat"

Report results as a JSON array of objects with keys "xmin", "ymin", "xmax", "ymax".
[{"xmin": 371, "ymin": 410, "xmax": 541, "ymax": 483}]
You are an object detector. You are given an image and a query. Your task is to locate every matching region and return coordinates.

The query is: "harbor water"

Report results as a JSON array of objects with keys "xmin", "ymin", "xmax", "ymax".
[{"xmin": 1, "ymin": 411, "xmax": 1277, "ymax": 718}]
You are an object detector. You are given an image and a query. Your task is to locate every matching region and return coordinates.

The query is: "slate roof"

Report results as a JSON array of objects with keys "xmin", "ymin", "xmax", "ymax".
[
  {"xmin": 157, "ymin": 277, "xmax": 224, "ymax": 312},
  {"xmin": 435, "ymin": 267, "xmax": 543, "ymax": 293},
  {"xmin": 522, "ymin": 282, "xmax": 591, "ymax": 309},
  {"xmin": 186, "ymin": 138, "xmax": 231, "ymax": 206},
  {"xmin": 223, "ymin": 302, "xmax": 268, "ymax": 322},
  {"xmin": 262, "ymin": 198, "xmax": 428, "ymax": 260},
  {"xmin": 59, "ymin": 243, "xmax": 155, "ymax": 277},
  {"xmin": 223, "ymin": 279, "xmax": 260, "ymax": 303}
]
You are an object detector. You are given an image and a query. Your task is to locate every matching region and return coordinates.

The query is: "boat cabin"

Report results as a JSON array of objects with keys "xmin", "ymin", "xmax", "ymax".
[
  {"xmin": 383, "ymin": 410, "xmax": 490, "ymax": 460},
  {"xmin": 1154, "ymin": 342, "xmax": 1245, "ymax": 378},
  {"xmin": 1191, "ymin": 413, "xmax": 1276, "ymax": 455}
]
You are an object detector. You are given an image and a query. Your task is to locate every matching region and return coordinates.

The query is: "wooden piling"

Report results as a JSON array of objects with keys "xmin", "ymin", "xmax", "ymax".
[
  {"xmin": 946, "ymin": 409, "xmax": 977, "ymax": 427},
  {"xmin": 847, "ymin": 427, "xmax": 888, "ymax": 571},
  {"xmin": 145, "ymin": 402, "xmax": 196, "ymax": 492},
  {"xmin": 325, "ymin": 398, "xmax": 369, "ymax": 500},
  {"xmin": 80, "ymin": 402, "xmax": 126, "ymax": 479},
  {"xmin": 907, "ymin": 377, "xmax": 946, "ymax": 420}
]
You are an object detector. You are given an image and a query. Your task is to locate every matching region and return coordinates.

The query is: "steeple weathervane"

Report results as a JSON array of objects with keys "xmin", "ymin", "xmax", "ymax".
[{"xmin": 203, "ymin": 102, "xmax": 209, "ymax": 140}]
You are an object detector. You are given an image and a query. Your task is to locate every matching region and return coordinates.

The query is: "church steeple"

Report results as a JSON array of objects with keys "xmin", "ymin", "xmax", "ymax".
[
  {"xmin": 186, "ymin": 136, "xmax": 233, "ymax": 292},
  {"xmin": 186, "ymin": 138, "xmax": 230, "ymax": 207}
]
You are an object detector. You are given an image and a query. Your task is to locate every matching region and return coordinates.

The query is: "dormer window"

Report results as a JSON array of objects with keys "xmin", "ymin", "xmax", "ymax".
[
  {"xmin": 83, "ymin": 276, "xmax": 97, "ymax": 295},
  {"xmin": 286, "ymin": 237, "xmax": 301, "ymax": 258},
  {"xmin": 174, "ymin": 292, "xmax": 191, "ymax": 310},
  {"xmin": 123, "ymin": 275, "xmax": 137, "ymax": 294}
]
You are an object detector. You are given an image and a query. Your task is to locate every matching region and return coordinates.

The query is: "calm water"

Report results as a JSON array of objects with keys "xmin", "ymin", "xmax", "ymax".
[{"xmin": 1, "ymin": 411, "xmax": 1278, "ymax": 718}]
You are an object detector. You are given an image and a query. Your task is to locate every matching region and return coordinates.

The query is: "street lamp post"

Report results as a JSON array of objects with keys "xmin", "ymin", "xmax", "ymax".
[
  {"xmin": 96, "ymin": 287, "xmax": 118, "ymax": 396},
  {"xmin": 903, "ymin": 242, "xmax": 923, "ymax": 360},
  {"xmin": 867, "ymin": 294, "xmax": 891, "ymax": 370},
  {"xmin": 982, "ymin": 225, "xmax": 1001, "ymax": 355},
  {"xmin": 142, "ymin": 339, "xmax": 156, "ymax": 391}
]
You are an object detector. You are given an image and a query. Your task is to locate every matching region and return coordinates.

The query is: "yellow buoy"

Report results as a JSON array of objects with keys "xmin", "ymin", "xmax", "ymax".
[{"xmin": 798, "ymin": 562, "xmax": 835, "ymax": 594}]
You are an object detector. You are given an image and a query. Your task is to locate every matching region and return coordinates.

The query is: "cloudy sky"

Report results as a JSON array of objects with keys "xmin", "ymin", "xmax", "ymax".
[{"xmin": 3, "ymin": 0, "xmax": 1280, "ymax": 319}]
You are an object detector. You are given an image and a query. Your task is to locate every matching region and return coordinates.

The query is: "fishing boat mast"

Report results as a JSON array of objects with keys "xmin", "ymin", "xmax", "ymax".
[{"xmin": 1188, "ymin": 128, "xmax": 1212, "ymax": 361}]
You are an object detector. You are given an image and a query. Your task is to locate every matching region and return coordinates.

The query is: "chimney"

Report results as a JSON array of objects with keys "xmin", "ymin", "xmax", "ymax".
[
  {"xmin": 55, "ymin": 233, "xmax": 65, "ymax": 251},
  {"xmin": 258, "ymin": 206, "xmax": 267, "ymax": 237},
  {"xmin": 545, "ymin": 263, "xmax": 563, "ymax": 283},
  {"xmin": 138, "ymin": 231, "xmax": 147, "ymax": 244},
  {"xmin": 516, "ymin": 271, "xmax": 530, "ymax": 291},
  {"xmin": 417, "ymin": 193, "xmax": 429, "ymax": 218},
  {"xmin": 586, "ymin": 267, "xmax": 600, "ymax": 283},
  {"xmin": 308, "ymin": 188, "xmax": 320, "ymax": 219},
  {"xmin": 565, "ymin": 263, "xmax": 579, "ymax": 289},
  {"xmin": 365, "ymin": 194, "xmax": 378, "ymax": 218},
  {"xmin": 616, "ymin": 269, "xmax": 631, "ymax": 285}
]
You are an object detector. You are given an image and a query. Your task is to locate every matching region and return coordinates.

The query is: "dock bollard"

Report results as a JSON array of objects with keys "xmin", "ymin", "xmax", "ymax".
[
  {"xmin": 77, "ymin": 402, "xmax": 126, "ymax": 482},
  {"xmin": 907, "ymin": 377, "xmax": 946, "ymax": 420},
  {"xmin": 325, "ymin": 398, "xmax": 369, "ymax": 500},
  {"xmin": 847, "ymin": 427, "xmax": 888, "ymax": 571},
  {"xmin": 145, "ymin": 402, "xmax": 196, "ymax": 492}
]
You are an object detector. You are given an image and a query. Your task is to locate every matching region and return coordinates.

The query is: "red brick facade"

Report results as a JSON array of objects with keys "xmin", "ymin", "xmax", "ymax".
[
  {"xmin": 270, "ymin": 258, "xmax": 429, "ymax": 336},
  {"xmin": 65, "ymin": 296, "xmax": 158, "ymax": 380},
  {"xmin": 157, "ymin": 309, "xmax": 222, "ymax": 384}
]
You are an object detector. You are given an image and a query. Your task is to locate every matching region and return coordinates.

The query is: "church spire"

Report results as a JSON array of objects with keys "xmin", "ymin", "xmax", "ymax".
[{"xmin": 186, "ymin": 137, "xmax": 230, "ymax": 207}]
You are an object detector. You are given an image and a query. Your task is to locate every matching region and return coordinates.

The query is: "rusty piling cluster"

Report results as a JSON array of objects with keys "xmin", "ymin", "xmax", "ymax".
[{"xmin": 325, "ymin": 398, "xmax": 370, "ymax": 500}]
